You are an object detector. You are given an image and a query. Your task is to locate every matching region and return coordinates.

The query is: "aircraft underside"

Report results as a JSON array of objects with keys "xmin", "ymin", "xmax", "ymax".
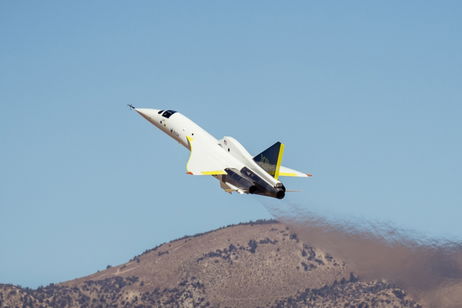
[{"xmin": 216, "ymin": 167, "xmax": 286, "ymax": 199}]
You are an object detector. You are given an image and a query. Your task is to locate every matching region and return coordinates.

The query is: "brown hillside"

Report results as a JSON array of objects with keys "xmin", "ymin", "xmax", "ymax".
[{"xmin": 0, "ymin": 220, "xmax": 421, "ymax": 307}]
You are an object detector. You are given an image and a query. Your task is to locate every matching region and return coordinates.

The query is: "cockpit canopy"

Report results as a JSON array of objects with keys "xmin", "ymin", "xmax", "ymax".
[{"xmin": 162, "ymin": 110, "xmax": 177, "ymax": 118}]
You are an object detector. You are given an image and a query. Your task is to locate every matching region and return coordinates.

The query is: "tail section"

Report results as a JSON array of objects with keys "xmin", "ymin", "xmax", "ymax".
[{"xmin": 253, "ymin": 142, "xmax": 285, "ymax": 180}]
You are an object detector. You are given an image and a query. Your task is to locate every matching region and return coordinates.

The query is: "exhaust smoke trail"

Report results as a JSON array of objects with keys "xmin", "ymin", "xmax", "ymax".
[{"xmin": 261, "ymin": 199, "xmax": 462, "ymax": 308}]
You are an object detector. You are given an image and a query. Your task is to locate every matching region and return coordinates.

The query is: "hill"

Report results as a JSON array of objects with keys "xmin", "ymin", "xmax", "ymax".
[{"xmin": 0, "ymin": 220, "xmax": 421, "ymax": 307}]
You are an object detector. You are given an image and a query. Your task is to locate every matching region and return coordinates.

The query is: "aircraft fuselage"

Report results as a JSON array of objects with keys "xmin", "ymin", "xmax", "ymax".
[{"xmin": 133, "ymin": 108, "xmax": 287, "ymax": 199}]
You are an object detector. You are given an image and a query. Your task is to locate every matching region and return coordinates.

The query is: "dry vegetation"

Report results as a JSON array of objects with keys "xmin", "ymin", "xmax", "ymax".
[{"xmin": 0, "ymin": 220, "xmax": 421, "ymax": 307}]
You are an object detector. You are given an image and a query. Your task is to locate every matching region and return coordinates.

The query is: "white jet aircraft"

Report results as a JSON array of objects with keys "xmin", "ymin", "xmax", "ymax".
[{"xmin": 130, "ymin": 106, "xmax": 311, "ymax": 199}]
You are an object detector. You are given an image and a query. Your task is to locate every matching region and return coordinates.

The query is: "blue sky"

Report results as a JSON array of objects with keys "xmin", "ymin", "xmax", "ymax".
[{"xmin": 1, "ymin": 1, "xmax": 461, "ymax": 288}]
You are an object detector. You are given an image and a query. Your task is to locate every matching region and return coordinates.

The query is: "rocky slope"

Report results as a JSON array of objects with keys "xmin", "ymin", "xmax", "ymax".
[{"xmin": 0, "ymin": 220, "xmax": 421, "ymax": 307}]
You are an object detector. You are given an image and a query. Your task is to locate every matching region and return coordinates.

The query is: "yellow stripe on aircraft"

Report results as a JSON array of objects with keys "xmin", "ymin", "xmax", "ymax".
[
  {"xmin": 201, "ymin": 170, "xmax": 227, "ymax": 175},
  {"xmin": 278, "ymin": 172, "xmax": 313, "ymax": 177},
  {"xmin": 278, "ymin": 172, "xmax": 298, "ymax": 177},
  {"xmin": 274, "ymin": 143, "xmax": 285, "ymax": 180}
]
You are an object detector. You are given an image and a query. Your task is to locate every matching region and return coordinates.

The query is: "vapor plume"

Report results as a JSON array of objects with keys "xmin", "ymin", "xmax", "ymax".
[{"xmin": 261, "ymin": 200, "xmax": 462, "ymax": 308}]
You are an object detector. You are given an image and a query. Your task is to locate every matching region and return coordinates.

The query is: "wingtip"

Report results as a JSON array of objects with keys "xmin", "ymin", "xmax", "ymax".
[
  {"xmin": 306, "ymin": 173, "xmax": 313, "ymax": 177},
  {"xmin": 127, "ymin": 104, "xmax": 135, "ymax": 110}
]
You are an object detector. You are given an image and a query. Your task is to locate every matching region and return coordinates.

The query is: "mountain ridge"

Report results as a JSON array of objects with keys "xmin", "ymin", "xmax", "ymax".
[{"xmin": 0, "ymin": 220, "xmax": 421, "ymax": 307}]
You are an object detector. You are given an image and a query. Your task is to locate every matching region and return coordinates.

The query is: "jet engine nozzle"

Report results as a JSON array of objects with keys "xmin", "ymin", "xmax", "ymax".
[
  {"xmin": 276, "ymin": 190, "xmax": 285, "ymax": 199},
  {"xmin": 248, "ymin": 185, "xmax": 257, "ymax": 194}
]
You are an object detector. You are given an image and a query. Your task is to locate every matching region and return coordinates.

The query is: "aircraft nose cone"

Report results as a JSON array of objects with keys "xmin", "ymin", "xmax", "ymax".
[{"xmin": 134, "ymin": 108, "xmax": 160, "ymax": 121}]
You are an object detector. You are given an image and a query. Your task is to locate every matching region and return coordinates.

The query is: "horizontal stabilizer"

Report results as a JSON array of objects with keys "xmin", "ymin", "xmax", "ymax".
[{"xmin": 279, "ymin": 166, "xmax": 312, "ymax": 177}]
